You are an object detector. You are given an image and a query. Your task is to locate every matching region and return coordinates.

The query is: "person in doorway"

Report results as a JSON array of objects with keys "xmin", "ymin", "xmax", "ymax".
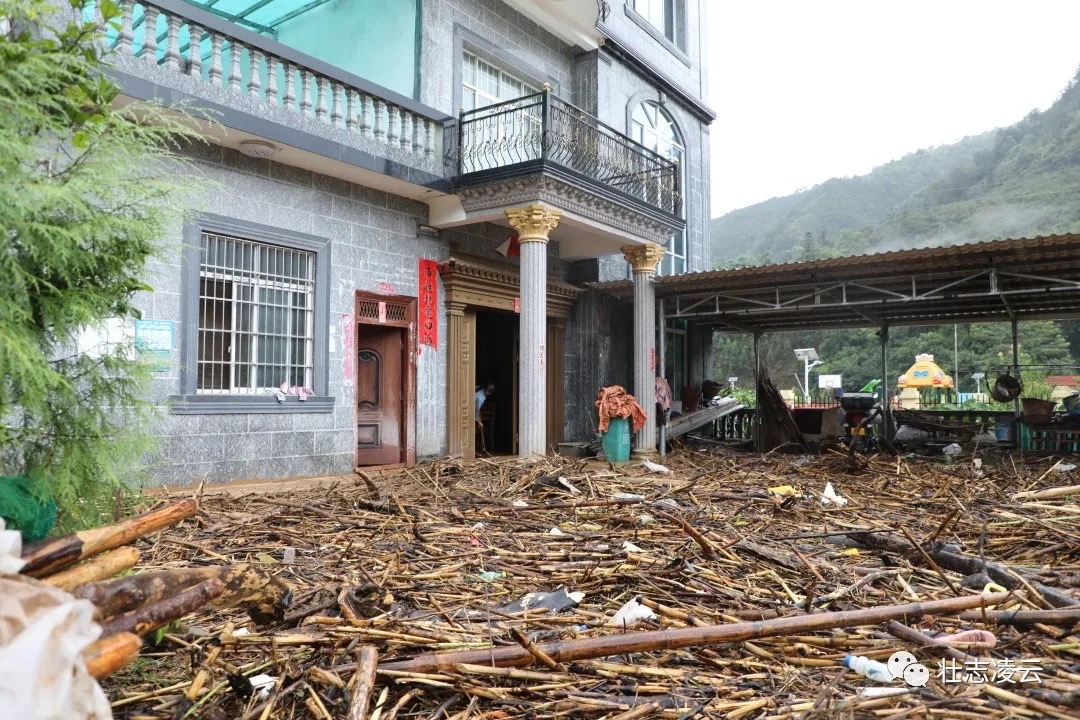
[
  {"xmin": 476, "ymin": 383, "xmax": 495, "ymax": 421},
  {"xmin": 475, "ymin": 383, "xmax": 495, "ymax": 453}
]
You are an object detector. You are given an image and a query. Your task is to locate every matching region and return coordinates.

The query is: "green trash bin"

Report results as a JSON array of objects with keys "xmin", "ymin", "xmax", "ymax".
[{"xmin": 602, "ymin": 417, "xmax": 632, "ymax": 463}]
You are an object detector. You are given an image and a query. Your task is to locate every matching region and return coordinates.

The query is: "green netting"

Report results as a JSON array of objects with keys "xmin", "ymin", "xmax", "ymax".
[{"xmin": 0, "ymin": 476, "xmax": 58, "ymax": 544}]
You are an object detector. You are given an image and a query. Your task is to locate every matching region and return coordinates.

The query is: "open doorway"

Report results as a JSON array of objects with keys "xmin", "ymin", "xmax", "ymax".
[{"xmin": 475, "ymin": 309, "xmax": 519, "ymax": 455}]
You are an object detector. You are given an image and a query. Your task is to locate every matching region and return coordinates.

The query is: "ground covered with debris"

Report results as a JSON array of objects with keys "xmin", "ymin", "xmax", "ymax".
[{"xmin": 105, "ymin": 449, "xmax": 1080, "ymax": 719}]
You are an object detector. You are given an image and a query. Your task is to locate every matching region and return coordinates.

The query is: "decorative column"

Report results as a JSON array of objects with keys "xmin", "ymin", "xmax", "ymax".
[
  {"xmin": 506, "ymin": 204, "xmax": 562, "ymax": 457},
  {"xmin": 622, "ymin": 243, "xmax": 666, "ymax": 455}
]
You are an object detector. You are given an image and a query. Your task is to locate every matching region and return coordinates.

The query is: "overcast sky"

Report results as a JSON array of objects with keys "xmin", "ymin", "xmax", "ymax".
[{"xmin": 707, "ymin": 1, "xmax": 1080, "ymax": 217}]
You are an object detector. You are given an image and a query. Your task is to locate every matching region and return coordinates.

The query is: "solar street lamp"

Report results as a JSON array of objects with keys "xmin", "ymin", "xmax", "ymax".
[{"xmin": 794, "ymin": 349, "xmax": 821, "ymax": 405}]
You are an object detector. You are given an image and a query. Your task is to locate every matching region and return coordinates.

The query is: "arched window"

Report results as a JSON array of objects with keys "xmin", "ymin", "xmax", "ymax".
[{"xmin": 631, "ymin": 101, "xmax": 685, "ymax": 276}]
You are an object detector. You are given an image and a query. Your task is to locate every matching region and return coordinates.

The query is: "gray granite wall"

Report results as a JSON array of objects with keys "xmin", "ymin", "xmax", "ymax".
[
  {"xmin": 141, "ymin": 144, "xmax": 450, "ymax": 486},
  {"xmin": 564, "ymin": 290, "xmax": 633, "ymax": 442},
  {"xmin": 602, "ymin": 0, "xmax": 708, "ymax": 100},
  {"xmin": 419, "ymin": 0, "xmax": 576, "ymax": 116}
]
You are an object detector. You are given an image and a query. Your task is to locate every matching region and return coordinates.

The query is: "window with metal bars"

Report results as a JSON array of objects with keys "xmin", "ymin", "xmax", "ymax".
[
  {"xmin": 197, "ymin": 232, "xmax": 315, "ymax": 394},
  {"xmin": 172, "ymin": 215, "xmax": 332, "ymax": 415}
]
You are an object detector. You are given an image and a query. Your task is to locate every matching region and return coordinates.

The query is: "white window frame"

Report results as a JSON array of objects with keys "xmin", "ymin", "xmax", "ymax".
[
  {"xmin": 631, "ymin": 100, "xmax": 686, "ymax": 276},
  {"xmin": 197, "ymin": 232, "xmax": 316, "ymax": 395},
  {"xmin": 634, "ymin": 0, "xmax": 676, "ymax": 42},
  {"xmin": 460, "ymin": 51, "xmax": 543, "ymax": 173},
  {"xmin": 462, "ymin": 51, "xmax": 538, "ymax": 111}
]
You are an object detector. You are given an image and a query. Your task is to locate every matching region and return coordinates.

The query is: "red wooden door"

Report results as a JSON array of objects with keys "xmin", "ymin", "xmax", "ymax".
[{"xmin": 356, "ymin": 325, "xmax": 404, "ymax": 466}]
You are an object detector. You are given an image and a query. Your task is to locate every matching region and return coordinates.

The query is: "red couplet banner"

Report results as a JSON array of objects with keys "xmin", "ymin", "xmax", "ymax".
[{"xmin": 418, "ymin": 258, "xmax": 439, "ymax": 348}]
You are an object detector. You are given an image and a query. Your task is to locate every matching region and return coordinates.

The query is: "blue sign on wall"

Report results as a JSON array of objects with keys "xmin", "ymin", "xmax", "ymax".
[{"xmin": 134, "ymin": 320, "xmax": 175, "ymax": 373}]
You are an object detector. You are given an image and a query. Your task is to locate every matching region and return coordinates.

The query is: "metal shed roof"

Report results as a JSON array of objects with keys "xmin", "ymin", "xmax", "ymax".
[{"xmin": 592, "ymin": 234, "xmax": 1080, "ymax": 333}]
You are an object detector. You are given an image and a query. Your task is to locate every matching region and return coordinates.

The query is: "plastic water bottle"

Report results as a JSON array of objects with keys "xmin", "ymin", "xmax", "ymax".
[{"xmin": 843, "ymin": 655, "xmax": 894, "ymax": 683}]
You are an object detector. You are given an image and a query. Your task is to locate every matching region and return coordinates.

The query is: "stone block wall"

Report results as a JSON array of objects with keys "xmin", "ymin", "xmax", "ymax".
[{"xmin": 140, "ymin": 144, "xmax": 450, "ymax": 486}]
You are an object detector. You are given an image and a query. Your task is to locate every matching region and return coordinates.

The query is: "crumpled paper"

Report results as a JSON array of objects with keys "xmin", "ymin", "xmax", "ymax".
[{"xmin": 0, "ymin": 571, "xmax": 112, "ymax": 719}]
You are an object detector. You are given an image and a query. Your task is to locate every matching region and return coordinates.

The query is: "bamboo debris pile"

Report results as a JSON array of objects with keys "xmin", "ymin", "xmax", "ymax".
[
  {"xmin": 100, "ymin": 451, "xmax": 1080, "ymax": 719},
  {"xmin": 11, "ymin": 499, "xmax": 289, "ymax": 681}
]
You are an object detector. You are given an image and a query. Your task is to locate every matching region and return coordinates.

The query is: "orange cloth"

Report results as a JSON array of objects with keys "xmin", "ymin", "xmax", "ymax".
[{"xmin": 595, "ymin": 385, "xmax": 647, "ymax": 433}]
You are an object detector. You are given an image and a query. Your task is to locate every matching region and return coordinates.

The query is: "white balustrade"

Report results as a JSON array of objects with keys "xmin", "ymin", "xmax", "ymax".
[{"xmin": 106, "ymin": 0, "xmax": 441, "ymax": 160}]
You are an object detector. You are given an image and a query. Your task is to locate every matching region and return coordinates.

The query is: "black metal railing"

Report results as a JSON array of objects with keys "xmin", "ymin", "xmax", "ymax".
[{"xmin": 458, "ymin": 90, "xmax": 682, "ymax": 216}]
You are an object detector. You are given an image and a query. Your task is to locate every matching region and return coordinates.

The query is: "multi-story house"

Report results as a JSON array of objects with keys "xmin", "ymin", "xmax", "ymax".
[{"xmin": 100, "ymin": 0, "xmax": 715, "ymax": 483}]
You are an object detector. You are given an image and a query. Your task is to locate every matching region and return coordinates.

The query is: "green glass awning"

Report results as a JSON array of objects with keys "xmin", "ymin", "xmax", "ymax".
[{"xmin": 184, "ymin": 0, "xmax": 333, "ymax": 37}]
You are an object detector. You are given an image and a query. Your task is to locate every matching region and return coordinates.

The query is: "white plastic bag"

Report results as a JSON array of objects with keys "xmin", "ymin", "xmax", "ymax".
[
  {"xmin": 0, "ymin": 575, "xmax": 112, "ymax": 719},
  {"xmin": 820, "ymin": 482, "xmax": 849, "ymax": 507},
  {"xmin": 0, "ymin": 518, "xmax": 26, "ymax": 574},
  {"xmin": 607, "ymin": 598, "xmax": 657, "ymax": 628},
  {"xmin": 894, "ymin": 425, "xmax": 930, "ymax": 442}
]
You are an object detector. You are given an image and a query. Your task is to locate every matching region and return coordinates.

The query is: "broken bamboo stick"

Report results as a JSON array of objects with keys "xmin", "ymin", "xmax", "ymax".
[
  {"xmin": 75, "ymin": 563, "xmax": 290, "ymax": 624},
  {"xmin": 956, "ymin": 607, "xmax": 1080, "ymax": 626},
  {"xmin": 43, "ymin": 546, "xmax": 141, "ymax": 591},
  {"xmin": 376, "ymin": 592, "xmax": 1012, "ymax": 673},
  {"xmin": 99, "ymin": 577, "xmax": 224, "ymax": 637},
  {"xmin": 347, "ymin": 645, "xmax": 379, "ymax": 720},
  {"xmin": 845, "ymin": 531, "xmax": 1080, "ymax": 607},
  {"xmin": 20, "ymin": 499, "xmax": 197, "ymax": 578},
  {"xmin": 83, "ymin": 632, "xmax": 142, "ymax": 679}
]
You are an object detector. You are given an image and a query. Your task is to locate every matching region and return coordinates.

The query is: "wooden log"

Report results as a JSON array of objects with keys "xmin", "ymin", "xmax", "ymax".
[
  {"xmin": 20, "ymin": 500, "xmax": 197, "ymax": 578},
  {"xmin": 83, "ymin": 632, "xmax": 142, "ymax": 679},
  {"xmin": 99, "ymin": 577, "xmax": 224, "ymax": 637},
  {"xmin": 43, "ymin": 547, "xmax": 141, "ymax": 591},
  {"xmin": 347, "ymin": 645, "xmax": 379, "ymax": 720},
  {"xmin": 74, "ymin": 563, "xmax": 290, "ymax": 624},
  {"xmin": 376, "ymin": 592, "xmax": 1010, "ymax": 673}
]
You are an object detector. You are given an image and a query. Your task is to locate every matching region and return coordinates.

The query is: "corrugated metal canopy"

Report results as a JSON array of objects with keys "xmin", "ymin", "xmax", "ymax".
[{"xmin": 592, "ymin": 234, "xmax": 1080, "ymax": 333}]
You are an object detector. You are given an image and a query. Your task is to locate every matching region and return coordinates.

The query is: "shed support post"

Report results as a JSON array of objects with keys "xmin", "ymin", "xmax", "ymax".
[
  {"xmin": 753, "ymin": 332, "xmax": 761, "ymax": 452},
  {"xmin": 1012, "ymin": 316, "xmax": 1021, "ymax": 419},
  {"xmin": 880, "ymin": 325, "xmax": 892, "ymax": 441}
]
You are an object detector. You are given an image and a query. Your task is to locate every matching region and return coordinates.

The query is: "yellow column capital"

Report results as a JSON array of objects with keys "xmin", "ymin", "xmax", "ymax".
[
  {"xmin": 622, "ymin": 243, "xmax": 666, "ymax": 274},
  {"xmin": 506, "ymin": 204, "xmax": 562, "ymax": 243}
]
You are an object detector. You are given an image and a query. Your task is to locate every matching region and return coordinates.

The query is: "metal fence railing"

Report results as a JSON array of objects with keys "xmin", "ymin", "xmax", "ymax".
[{"xmin": 458, "ymin": 90, "xmax": 682, "ymax": 216}]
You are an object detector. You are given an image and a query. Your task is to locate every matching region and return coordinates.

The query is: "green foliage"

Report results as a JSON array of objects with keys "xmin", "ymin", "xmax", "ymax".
[
  {"xmin": 711, "ymin": 64, "xmax": 1080, "ymax": 266},
  {"xmin": 711, "ymin": 321, "xmax": 1075, "ymax": 403},
  {"xmin": 0, "ymin": 0, "xmax": 198, "ymax": 530}
]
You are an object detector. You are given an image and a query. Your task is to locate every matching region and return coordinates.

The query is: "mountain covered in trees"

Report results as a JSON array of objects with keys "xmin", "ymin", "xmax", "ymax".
[
  {"xmin": 711, "ymin": 68, "xmax": 1080, "ymax": 267},
  {"xmin": 708, "ymin": 68, "xmax": 1080, "ymax": 396}
]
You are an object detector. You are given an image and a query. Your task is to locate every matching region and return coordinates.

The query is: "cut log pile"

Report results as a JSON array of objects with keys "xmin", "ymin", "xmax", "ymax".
[{"xmin": 58, "ymin": 450, "xmax": 1080, "ymax": 718}]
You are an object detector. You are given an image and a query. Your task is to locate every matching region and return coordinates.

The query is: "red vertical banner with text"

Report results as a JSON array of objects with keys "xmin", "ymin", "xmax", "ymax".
[{"xmin": 418, "ymin": 258, "xmax": 439, "ymax": 349}]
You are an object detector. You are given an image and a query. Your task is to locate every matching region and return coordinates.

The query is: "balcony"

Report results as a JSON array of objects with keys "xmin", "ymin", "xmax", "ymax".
[
  {"xmin": 97, "ymin": 0, "xmax": 450, "ymax": 195},
  {"xmin": 457, "ymin": 91, "xmax": 682, "ymax": 219}
]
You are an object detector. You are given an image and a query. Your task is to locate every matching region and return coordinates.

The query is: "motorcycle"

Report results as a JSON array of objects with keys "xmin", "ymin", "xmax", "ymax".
[{"xmin": 840, "ymin": 392, "xmax": 884, "ymax": 464}]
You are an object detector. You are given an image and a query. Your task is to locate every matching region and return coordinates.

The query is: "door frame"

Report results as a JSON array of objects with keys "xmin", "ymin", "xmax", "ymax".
[
  {"xmin": 440, "ymin": 255, "xmax": 580, "ymax": 458},
  {"xmin": 354, "ymin": 290, "xmax": 417, "ymax": 469}
]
